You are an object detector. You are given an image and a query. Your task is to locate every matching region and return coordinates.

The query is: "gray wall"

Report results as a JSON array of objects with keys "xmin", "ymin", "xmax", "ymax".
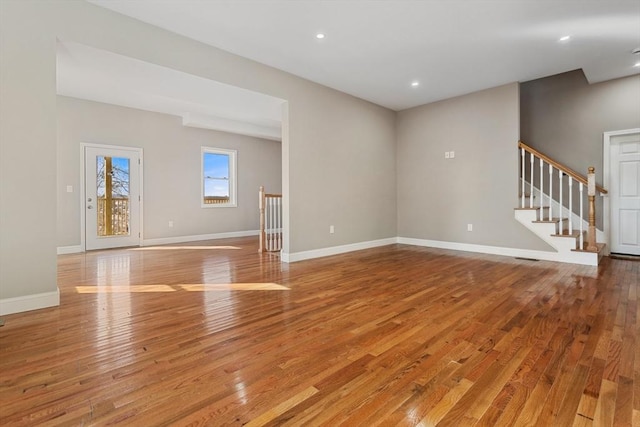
[
  {"xmin": 57, "ymin": 96, "xmax": 282, "ymax": 247},
  {"xmin": 520, "ymin": 70, "xmax": 640, "ymax": 228},
  {"xmin": 0, "ymin": 1, "xmax": 58, "ymax": 301},
  {"xmin": 521, "ymin": 70, "xmax": 640, "ymax": 178},
  {"xmin": 397, "ymin": 83, "xmax": 551, "ymax": 250},
  {"xmin": 0, "ymin": 1, "xmax": 397, "ymax": 304}
]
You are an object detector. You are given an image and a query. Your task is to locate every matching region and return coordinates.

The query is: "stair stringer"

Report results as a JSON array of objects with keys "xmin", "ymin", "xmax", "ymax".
[{"xmin": 514, "ymin": 209, "xmax": 599, "ymax": 266}]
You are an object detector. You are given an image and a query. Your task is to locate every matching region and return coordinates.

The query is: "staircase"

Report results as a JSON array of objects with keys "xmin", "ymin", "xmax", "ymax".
[
  {"xmin": 514, "ymin": 141, "xmax": 607, "ymax": 266},
  {"xmin": 258, "ymin": 186, "xmax": 283, "ymax": 253}
]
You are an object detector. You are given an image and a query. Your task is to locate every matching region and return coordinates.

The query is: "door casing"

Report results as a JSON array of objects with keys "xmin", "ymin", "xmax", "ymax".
[
  {"xmin": 603, "ymin": 128, "xmax": 640, "ymax": 255},
  {"xmin": 81, "ymin": 143, "xmax": 144, "ymax": 251}
]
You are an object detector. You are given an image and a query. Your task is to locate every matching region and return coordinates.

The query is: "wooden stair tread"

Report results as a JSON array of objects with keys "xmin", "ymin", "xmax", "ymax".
[
  {"xmin": 513, "ymin": 206, "xmax": 548, "ymax": 211},
  {"xmin": 552, "ymin": 230, "xmax": 584, "ymax": 238},
  {"xmin": 551, "ymin": 232, "xmax": 580, "ymax": 238},
  {"xmin": 532, "ymin": 217, "xmax": 568, "ymax": 224},
  {"xmin": 572, "ymin": 242, "xmax": 606, "ymax": 254}
]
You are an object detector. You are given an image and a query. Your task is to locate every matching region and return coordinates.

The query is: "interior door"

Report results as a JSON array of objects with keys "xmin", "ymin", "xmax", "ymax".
[
  {"xmin": 85, "ymin": 145, "xmax": 142, "ymax": 250},
  {"xmin": 610, "ymin": 132, "xmax": 640, "ymax": 255}
]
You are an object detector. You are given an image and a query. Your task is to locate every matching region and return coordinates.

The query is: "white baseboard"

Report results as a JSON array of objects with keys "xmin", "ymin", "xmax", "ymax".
[
  {"xmin": 281, "ymin": 237, "xmax": 398, "ymax": 263},
  {"xmin": 0, "ymin": 289, "xmax": 60, "ymax": 316},
  {"xmin": 280, "ymin": 235, "xmax": 592, "ymax": 265},
  {"xmin": 143, "ymin": 230, "xmax": 259, "ymax": 246},
  {"xmin": 57, "ymin": 231, "xmax": 600, "ymax": 265},
  {"xmin": 57, "ymin": 245, "xmax": 82, "ymax": 255},
  {"xmin": 397, "ymin": 237, "xmax": 576, "ymax": 264}
]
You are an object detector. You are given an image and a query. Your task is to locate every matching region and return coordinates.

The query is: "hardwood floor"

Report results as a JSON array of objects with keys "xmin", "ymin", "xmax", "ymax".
[{"xmin": 1, "ymin": 237, "xmax": 638, "ymax": 426}]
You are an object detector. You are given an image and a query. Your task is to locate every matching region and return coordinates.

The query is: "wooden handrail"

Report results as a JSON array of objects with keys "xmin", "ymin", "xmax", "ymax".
[{"xmin": 518, "ymin": 141, "xmax": 608, "ymax": 194}]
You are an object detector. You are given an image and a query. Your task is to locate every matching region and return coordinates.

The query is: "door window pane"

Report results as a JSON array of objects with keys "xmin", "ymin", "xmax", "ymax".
[{"xmin": 97, "ymin": 156, "xmax": 130, "ymax": 236}]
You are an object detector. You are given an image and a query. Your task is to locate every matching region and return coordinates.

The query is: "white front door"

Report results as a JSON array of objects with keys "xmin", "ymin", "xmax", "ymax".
[
  {"xmin": 610, "ymin": 132, "xmax": 640, "ymax": 255},
  {"xmin": 84, "ymin": 145, "xmax": 142, "ymax": 250}
]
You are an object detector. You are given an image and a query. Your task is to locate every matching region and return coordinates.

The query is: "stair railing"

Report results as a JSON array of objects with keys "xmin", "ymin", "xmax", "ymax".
[
  {"xmin": 258, "ymin": 186, "xmax": 283, "ymax": 253},
  {"xmin": 518, "ymin": 141, "xmax": 607, "ymax": 250}
]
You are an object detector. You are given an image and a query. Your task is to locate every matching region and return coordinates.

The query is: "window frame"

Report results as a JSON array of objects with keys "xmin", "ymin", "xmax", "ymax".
[{"xmin": 201, "ymin": 147, "xmax": 237, "ymax": 208}]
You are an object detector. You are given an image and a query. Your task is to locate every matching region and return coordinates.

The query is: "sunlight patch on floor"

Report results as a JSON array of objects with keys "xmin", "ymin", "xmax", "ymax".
[{"xmin": 180, "ymin": 283, "xmax": 289, "ymax": 291}]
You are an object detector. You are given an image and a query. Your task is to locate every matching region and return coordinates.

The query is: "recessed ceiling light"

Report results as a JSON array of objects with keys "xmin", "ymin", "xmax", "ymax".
[
  {"xmin": 316, "ymin": 33, "xmax": 325, "ymax": 39},
  {"xmin": 411, "ymin": 81, "xmax": 420, "ymax": 87},
  {"xmin": 559, "ymin": 35, "xmax": 571, "ymax": 42}
]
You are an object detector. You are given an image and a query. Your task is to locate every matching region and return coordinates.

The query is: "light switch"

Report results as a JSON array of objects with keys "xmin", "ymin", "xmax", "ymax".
[
  {"xmin": 445, "ymin": 152, "xmax": 450, "ymax": 159},
  {"xmin": 450, "ymin": 151, "xmax": 455, "ymax": 158},
  {"xmin": 66, "ymin": 185, "xmax": 73, "ymax": 193}
]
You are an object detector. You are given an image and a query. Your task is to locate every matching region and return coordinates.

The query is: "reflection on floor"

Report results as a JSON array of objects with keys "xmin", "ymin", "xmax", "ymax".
[{"xmin": 0, "ymin": 236, "xmax": 638, "ymax": 426}]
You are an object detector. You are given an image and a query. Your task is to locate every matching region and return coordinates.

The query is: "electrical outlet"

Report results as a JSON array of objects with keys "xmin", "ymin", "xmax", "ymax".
[
  {"xmin": 445, "ymin": 151, "xmax": 450, "ymax": 159},
  {"xmin": 329, "ymin": 225, "xmax": 335, "ymax": 234},
  {"xmin": 168, "ymin": 220, "xmax": 174, "ymax": 228},
  {"xmin": 467, "ymin": 223, "xmax": 473, "ymax": 232},
  {"xmin": 66, "ymin": 185, "xmax": 73, "ymax": 193}
]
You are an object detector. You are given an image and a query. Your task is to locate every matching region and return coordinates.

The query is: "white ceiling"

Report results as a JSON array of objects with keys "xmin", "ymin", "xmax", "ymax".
[
  {"xmin": 87, "ymin": 0, "xmax": 640, "ymax": 111},
  {"xmin": 62, "ymin": 1, "xmax": 639, "ymax": 139}
]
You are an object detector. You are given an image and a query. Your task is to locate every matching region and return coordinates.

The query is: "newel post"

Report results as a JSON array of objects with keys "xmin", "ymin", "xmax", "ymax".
[
  {"xmin": 259, "ymin": 186, "xmax": 265, "ymax": 253},
  {"xmin": 587, "ymin": 167, "xmax": 597, "ymax": 251}
]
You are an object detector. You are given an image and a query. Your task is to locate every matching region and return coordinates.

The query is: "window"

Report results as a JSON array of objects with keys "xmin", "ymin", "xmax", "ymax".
[{"xmin": 201, "ymin": 147, "xmax": 237, "ymax": 207}]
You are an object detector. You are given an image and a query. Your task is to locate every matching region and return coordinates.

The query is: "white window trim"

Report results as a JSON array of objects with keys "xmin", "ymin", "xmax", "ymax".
[{"xmin": 201, "ymin": 147, "xmax": 237, "ymax": 208}]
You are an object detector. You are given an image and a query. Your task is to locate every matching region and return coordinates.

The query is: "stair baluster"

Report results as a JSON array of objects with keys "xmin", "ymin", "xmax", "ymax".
[
  {"xmin": 521, "ymin": 147, "xmax": 525, "ymax": 208},
  {"xmin": 269, "ymin": 197, "xmax": 275, "ymax": 251},
  {"xmin": 568, "ymin": 177, "xmax": 573, "ymax": 234},
  {"xmin": 548, "ymin": 163, "xmax": 553, "ymax": 221},
  {"xmin": 529, "ymin": 153, "xmax": 534, "ymax": 208},
  {"xmin": 268, "ymin": 196, "xmax": 272, "ymax": 251},
  {"xmin": 539, "ymin": 159, "xmax": 544, "ymax": 219},
  {"xmin": 558, "ymin": 169, "xmax": 563, "ymax": 234}
]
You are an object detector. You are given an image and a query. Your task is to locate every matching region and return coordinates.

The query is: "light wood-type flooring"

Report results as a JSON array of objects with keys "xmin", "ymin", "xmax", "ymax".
[{"xmin": 1, "ymin": 237, "xmax": 638, "ymax": 426}]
